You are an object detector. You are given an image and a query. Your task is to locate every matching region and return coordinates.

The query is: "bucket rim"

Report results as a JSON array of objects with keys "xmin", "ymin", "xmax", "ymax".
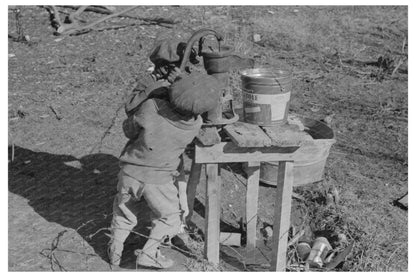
[
  {"xmin": 201, "ymin": 45, "xmax": 234, "ymax": 58},
  {"xmin": 240, "ymin": 67, "xmax": 292, "ymax": 79}
]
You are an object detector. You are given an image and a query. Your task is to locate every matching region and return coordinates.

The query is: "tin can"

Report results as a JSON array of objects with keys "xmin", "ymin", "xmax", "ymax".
[{"xmin": 306, "ymin": 237, "xmax": 333, "ymax": 268}]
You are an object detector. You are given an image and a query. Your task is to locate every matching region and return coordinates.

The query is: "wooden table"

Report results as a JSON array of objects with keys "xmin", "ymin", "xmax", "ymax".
[{"xmin": 186, "ymin": 122, "xmax": 308, "ymax": 271}]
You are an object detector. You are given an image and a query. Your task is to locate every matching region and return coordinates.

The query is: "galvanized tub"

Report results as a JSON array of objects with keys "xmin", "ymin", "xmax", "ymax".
[
  {"xmin": 260, "ymin": 117, "xmax": 336, "ymax": 187},
  {"xmin": 240, "ymin": 68, "xmax": 292, "ymax": 126}
]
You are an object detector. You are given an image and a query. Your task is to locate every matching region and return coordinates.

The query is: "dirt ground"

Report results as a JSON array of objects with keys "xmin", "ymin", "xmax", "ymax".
[{"xmin": 8, "ymin": 6, "xmax": 407, "ymax": 271}]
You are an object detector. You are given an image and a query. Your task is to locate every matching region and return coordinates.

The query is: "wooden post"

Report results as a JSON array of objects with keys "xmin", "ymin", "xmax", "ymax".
[
  {"xmin": 245, "ymin": 161, "xmax": 260, "ymax": 250},
  {"xmin": 270, "ymin": 161, "xmax": 294, "ymax": 271},
  {"xmin": 204, "ymin": 163, "xmax": 221, "ymax": 264},
  {"xmin": 186, "ymin": 160, "xmax": 202, "ymax": 223}
]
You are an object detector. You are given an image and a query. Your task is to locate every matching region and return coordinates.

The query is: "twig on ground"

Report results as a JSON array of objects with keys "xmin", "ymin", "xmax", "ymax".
[
  {"xmin": 40, "ymin": 230, "xmax": 68, "ymax": 271},
  {"xmin": 49, "ymin": 105, "xmax": 63, "ymax": 120},
  {"xmin": 59, "ymin": 5, "xmax": 114, "ymax": 15},
  {"xmin": 292, "ymin": 192, "xmax": 306, "ymax": 202},
  {"xmin": 88, "ymin": 102, "xmax": 124, "ymax": 155},
  {"xmin": 287, "ymin": 229, "xmax": 306, "ymax": 247},
  {"xmin": 71, "ymin": 21, "xmax": 173, "ymax": 35},
  {"xmin": 60, "ymin": 5, "xmax": 180, "ymax": 24},
  {"xmin": 13, "ymin": 8, "xmax": 26, "ymax": 42},
  {"xmin": 391, "ymin": 58, "xmax": 404, "ymax": 76},
  {"xmin": 63, "ymin": 6, "xmax": 140, "ymax": 35},
  {"xmin": 51, "ymin": 248, "xmax": 99, "ymax": 257},
  {"xmin": 402, "ymin": 36, "xmax": 407, "ymax": 54},
  {"xmin": 67, "ymin": 5, "xmax": 88, "ymax": 23},
  {"xmin": 47, "ymin": 6, "xmax": 63, "ymax": 30},
  {"xmin": 385, "ymin": 243, "xmax": 404, "ymax": 270}
]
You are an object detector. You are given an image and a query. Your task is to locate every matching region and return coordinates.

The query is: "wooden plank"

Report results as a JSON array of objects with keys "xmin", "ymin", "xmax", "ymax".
[
  {"xmin": 221, "ymin": 239, "xmax": 272, "ymax": 267},
  {"xmin": 196, "ymin": 126, "xmax": 221, "ymax": 146},
  {"xmin": 245, "ymin": 161, "xmax": 260, "ymax": 250},
  {"xmin": 204, "ymin": 163, "xmax": 221, "ymax": 264},
  {"xmin": 220, "ymin": 232, "xmax": 241, "ymax": 246},
  {"xmin": 262, "ymin": 124, "xmax": 313, "ymax": 147},
  {"xmin": 195, "ymin": 142, "xmax": 298, "ymax": 164},
  {"xmin": 224, "ymin": 122, "xmax": 272, "ymax": 147},
  {"xmin": 185, "ymin": 160, "xmax": 202, "ymax": 224},
  {"xmin": 270, "ymin": 161, "xmax": 294, "ymax": 271}
]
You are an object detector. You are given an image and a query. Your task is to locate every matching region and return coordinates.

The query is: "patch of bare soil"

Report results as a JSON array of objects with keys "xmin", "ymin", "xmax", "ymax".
[{"xmin": 8, "ymin": 6, "xmax": 407, "ymax": 271}]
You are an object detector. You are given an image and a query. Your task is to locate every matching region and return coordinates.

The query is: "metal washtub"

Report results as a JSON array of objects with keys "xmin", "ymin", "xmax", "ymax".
[{"xmin": 259, "ymin": 117, "xmax": 336, "ymax": 187}]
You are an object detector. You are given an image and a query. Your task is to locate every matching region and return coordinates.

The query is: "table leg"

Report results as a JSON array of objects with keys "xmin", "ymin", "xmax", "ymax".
[
  {"xmin": 245, "ymin": 161, "xmax": 260, "ymax": 250},
  {"xmin": 204, "ymin": 163, "xmax": 220, "ymax": 264},
  {"xmin": 270, "ymin": 161, "xmax": 294, "ymax": 271},
  {"xmin": 186, "ymin": 160, "xmax": 202, "ymax": 223}
]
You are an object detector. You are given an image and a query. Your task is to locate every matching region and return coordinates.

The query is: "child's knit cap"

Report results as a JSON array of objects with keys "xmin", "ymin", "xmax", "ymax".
[{"xmin": 168, "ymin": 73, "xmax": 221, "ymax": 116}]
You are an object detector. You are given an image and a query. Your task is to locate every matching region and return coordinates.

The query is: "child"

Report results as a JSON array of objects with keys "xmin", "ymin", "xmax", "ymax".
[
  {"xmin": 125, "ymin": 37, "xmax": 199, "ymax": 116},
  {"xmin": 108, "ymin": 73, "xmax": 221, "ymax": 269}
]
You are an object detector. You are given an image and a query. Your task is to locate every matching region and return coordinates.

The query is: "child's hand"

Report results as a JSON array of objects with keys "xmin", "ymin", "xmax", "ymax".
[{"xmin": 167, "ymin": 67, "xmax": 182, "ymax": 84}]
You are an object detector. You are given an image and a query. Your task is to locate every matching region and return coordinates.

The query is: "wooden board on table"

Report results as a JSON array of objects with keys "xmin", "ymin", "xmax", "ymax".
[
  {"xmin": 224, "ymin": 122, "xmax": 272, "ymax": 147},
  {"xmin": 262, "ymin": 123, "xmax": 313, "ymax": 147},
  {"xmin": 197, "ymin": 126, "xmax": 221, "ymax": 146},
  {"xmin": 195, "ymin": 142, "xmax": 298, "ymax": 163}
]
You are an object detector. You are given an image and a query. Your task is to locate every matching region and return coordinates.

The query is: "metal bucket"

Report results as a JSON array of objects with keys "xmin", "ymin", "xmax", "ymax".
[
  {"xmin": 259, "ymin": 117, "xmax": 336, "ymax": 187},
  {"xmin": 240, "ymin": 68, "xmax": 292, "ymax": 126},
  {"xmin": 201, "ymin": 45, "xmax": 235, "ymax": 74}
]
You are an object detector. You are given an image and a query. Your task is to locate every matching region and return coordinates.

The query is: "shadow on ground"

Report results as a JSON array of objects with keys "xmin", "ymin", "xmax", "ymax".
[
  {"xmin": 8, "ymin": 145, "xmax": 154, "ymax": 268},
  {"xmin": 8, "ymin": 145, "xmax": 243, "ymax": 270}
]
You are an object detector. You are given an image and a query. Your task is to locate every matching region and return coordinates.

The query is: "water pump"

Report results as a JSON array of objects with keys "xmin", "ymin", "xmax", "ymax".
[{"xmin": 180, "ymin": 28, "xmax": 254, "ymax": 125}]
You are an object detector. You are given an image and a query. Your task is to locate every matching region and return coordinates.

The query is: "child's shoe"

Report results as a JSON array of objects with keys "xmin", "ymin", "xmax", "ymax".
[{"xmin": 136, "ymin": 248, "xmax": 174, "ymax": 269}]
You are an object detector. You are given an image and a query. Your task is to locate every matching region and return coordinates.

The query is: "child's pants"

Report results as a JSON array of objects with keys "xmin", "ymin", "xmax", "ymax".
[{"xmin": 109, "ymin": 171, "xmax": 181, "ymax": 264}]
